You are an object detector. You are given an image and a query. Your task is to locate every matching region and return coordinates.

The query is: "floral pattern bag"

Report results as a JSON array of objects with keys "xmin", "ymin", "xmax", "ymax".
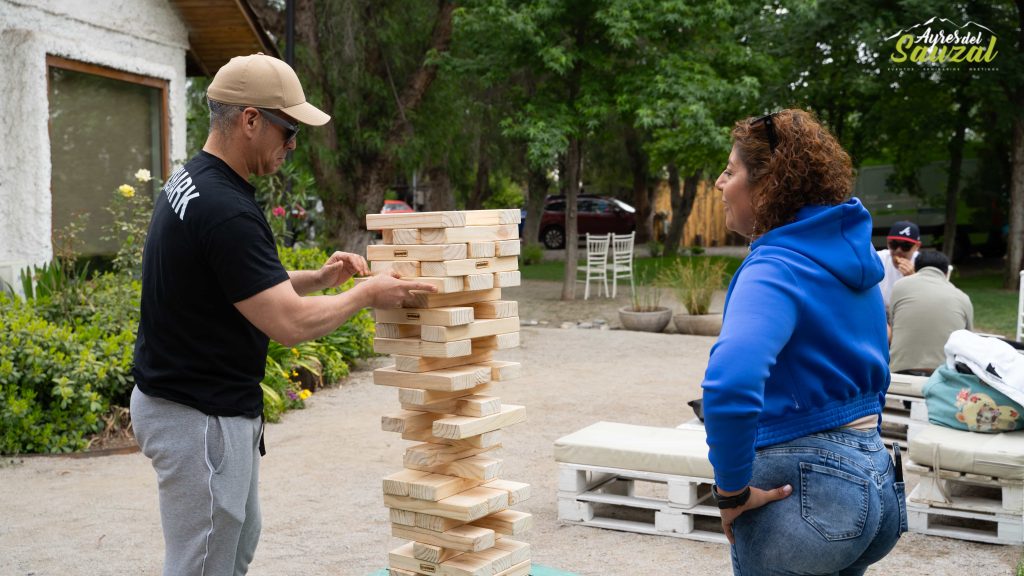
[{"xmin": 923, "ymin": 363, "xmax": 1024, "ymax": 433}]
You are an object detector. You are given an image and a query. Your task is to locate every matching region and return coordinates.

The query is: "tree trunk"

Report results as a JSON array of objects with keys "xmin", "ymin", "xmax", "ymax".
[
  {"xmin": 665, "ymin": 166, "xmax": 700, "ymax": 253},
  {"xmin": 1008, "ymin": 116, "xmax": 1024, "ymax": 290},
  {"xmin": 942, "ymin": 88, "xmax": 970, "ymax": 260},
  {"xmin": 524, "ymin": 163, "xmax": 548, "ymax": 247},
  {"xmin": 468, "ymin": 153, "xmax": 490, "ymax": 210},
  {"xmin": 624, "ymin": 125, "xmax": 652, "ymax": 243},
  {"xmin": 424, "ymin": 165, "xmax": 455, "ymax": 212},
  {"xmin": 561, "ymin": 136, "xmax": 582, "ymax": 300}
]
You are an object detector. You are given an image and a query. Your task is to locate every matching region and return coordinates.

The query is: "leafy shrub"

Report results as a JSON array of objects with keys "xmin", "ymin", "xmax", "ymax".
[{"xmin": 520, "ymin": 243, "xmax": 544, "ymax": 266}]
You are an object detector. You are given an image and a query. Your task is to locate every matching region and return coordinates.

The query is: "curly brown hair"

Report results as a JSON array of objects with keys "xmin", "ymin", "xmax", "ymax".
[{"xmin": 732, "ymin": 109, "xmax": 853, "ymax": 236}]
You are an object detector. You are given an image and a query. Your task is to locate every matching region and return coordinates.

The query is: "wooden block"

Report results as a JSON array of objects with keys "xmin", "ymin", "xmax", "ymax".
[
  {"xmin": 463, "ymin": 273, "xmax": 495, "ymax": 291},
  {"xmin": 402, "ymin": 394, "xmax": 501, "ymax": 418},
  {"xmin": 481, "ymin": 479, "xmax": 531, "ymax": 505},
  {"xmin": 433, "ymin": 405, "xmax": 527, "ymax": 440},
  {"xmin": 416, "ymin": 511, "xmax": 469, "ymax": 532},
  {"xmin": 367, "ymin": 244, "xmax": 467, "ymax": 261},
  {"xmin": 376, "ymin": 365, "xmax": 489, "ymax": 392},
  {"xmin": 391, "ymin": 523, "xmax": 495, "ymax": 553},
  {"xmin": 390, "ymin": 541, "xmax": 491, "ymax": 576},
  {"xmin": 493, "ymin": 270, "xmax": 521, "ymax": 287},
  {"xmin": 496, "ymin": 560, "xmax": 532, "ymax": 576},
  {"xmin": 374, "ymin": 337, "xmax": 472, "ymax": 358},
  {"xmin": 470, "ymin": 510, "xmax": 533, "ymax": 536},
  {"xmin": 422, "ymin": 317, "xmax": 521, "ymax": 343},
  {"xmin": 494, "ymin": 240, "xmax": 521, "ymax": 257},
  {"xmin": 391, "ymin": 228, "xmax": 421, "ymax": 244},
  {"xmin": 420, "ymin": 225, "xmax": 520, "ymax": 245},
  {"xmin": 422, "ymin": 257, "xmax": 519, "ymax": 277},
  {"xmin": 404, "ymin": 453, "xmax": 503, "ymax": 481},
  {"xmin": 382, "ymin": 410, "xmax": 445, "ymax": 433},
  {"xmin": 465, "ymin": 210, "xmax": 521, "ymax": 226},
  {"xmin": 394, "ymin": 350, "xmax": 494, "ymax": 373},
  {"xmin": 370, "ymin": 260, "xmax": 420, "ymax": 277},
  {"xmin": 471, "ymin": 300, "xmax": 518, "ymax": 319},
  {"xmin": 472, "ymin": 332, "xmax": 520, "ymax": 352},
  {"xmin": 399, "ymin": 382, "xmax": 492, "ymax": 405},
  {"xmin": 390, "ymin": 507, "xmax": 417, "ymax": 526},
  {"xmin": 406, "ymin": 474, "xmax": 484, "ymax": 502},
  {"xmin": 402, "ymin": 429, "xmax": 502, "ymax": 450},
  {"xmin": 383, "ymin": 469, "xmax": 432, "ymax": 497},
  {"xmin": 384, "ymin": 486, "xmax": 507, "ymax": 522},
  {"xmin": 404, "ymin": 442, "xmax": 499, "ymax": 468},
  {"xmin": 382, "ymin": 229, "xmax": 394, "ymax": 244},
  {"xmin": 476, "ymin": 360, "xmax": 521, "ymax": 381},
  {"xmin": 376, "ymin": 323, "xmax": 422, "ymax": 339},
  {"xmin": 480, "ymin": 539, "xmax": 530, "ymax": 573},
  {"xmin": 357, "ymin": 275, "xmax": 464, "ymax": 294},
  {"xmin": 408, "ymin": 288, "xmax": 502, "ymax": 309},
  {"xmin": 413, "ymin": 541, "xmax": 463, "ymax": 564},
  {"xmin": 467, "ymin": 242, "xmax": 496, "ymax": 258},
  {"xmin": 389, "ymin": 568, "xmax": 417, "ymax": 576},
  {"xmin": 375, "ymin": 307, "xmax": 474, "ymax": 327},
  {"xmin": 367, "ymin": 211, "xmax": 467, "ymax": 230}
]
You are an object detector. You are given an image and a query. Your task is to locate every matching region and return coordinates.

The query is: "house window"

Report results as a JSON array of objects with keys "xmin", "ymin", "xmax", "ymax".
[{"xmin": 47, "ymin": 56, "xmax": 169, "ymax": 257}]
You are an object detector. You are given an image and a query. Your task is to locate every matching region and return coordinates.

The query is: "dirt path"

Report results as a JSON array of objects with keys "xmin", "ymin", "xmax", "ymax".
[{"xmin": 0, "ymin": 297, "xmax": 1019, "ymax": 574}]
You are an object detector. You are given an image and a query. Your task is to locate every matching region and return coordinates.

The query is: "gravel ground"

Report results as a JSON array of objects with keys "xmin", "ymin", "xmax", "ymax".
[{"xmin": 0, "ymin": 281, "xmax": 1019, "ymax": 575}]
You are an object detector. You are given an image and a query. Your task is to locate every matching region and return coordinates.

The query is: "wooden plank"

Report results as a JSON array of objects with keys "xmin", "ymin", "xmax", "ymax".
[
  {"xmin": 403, "ymin": 454, "xmax": 503, "ymax": 481},
  {"xmin": 465, "ymin": 209, "xmax": 521, "ymax": 225},
  {"xmin": 398, "ymin": 382, "xmax": 493, "ymax": 405},
  {"xmin": 493, "ymin": 271, "xmax": 521, "ymax": 288},
  {"xmin": 415, "ymin": 512, "xmax": 467, "ymax": 532},
  {"xmin": 472, "ymin": 332, "xmax": 520, "ymax": 352},
  {"xmin": 383, "ymin": 469, "xmax": 433, "ymax": 497},
  {"xmin": 382, "ymin": 229, "xmax": 394, "ymax": 244},
  {"xmin": 476, "ymin": 360, "xmax": 521, "ymax": 381},
  {"xmin": 394, "ymin": 350, "xmax": 494, "ymax": 373},
  {"xmin": 367, "ymin": 244, "xmax": 467, "ymax": 261},
  {"xmin": 404, "ymin": 442, "xmax": 499, "ymax": 468},
  {"xmin": 375, "ymin": 323, "xmax": 422, "ymax": 339},
  {"xmin": 470, "ymin": 510, "xmax": 533, "ymax": 536},
  {"xmin": 471, "ymin": 300, "xmax": 518, "ymax": 319},
  {"xmin": 420, "ymin": 225, "xmax": 520, "ymax": 245},
  {"xmin": 422, "ymin": 256, "xmax": 519, "ymax": 277},
  {"xmin": 495, "ymin": 559, "xmax": 531, "ymax": 576},
  {"xmin": 433, "ymin": 405, "xmax": 527, "ymax": 440},
  {"xmin": 463, "ymin": 273, "xmax": 495, "ymax": 291},
  {"xmin": 384, "ymin": 486, "xmax": 508, "ymax": 522},
  {"xmin": 374, "ymin": 337, "xmax": 472, "ymax": 358},
  {"xmin": 391, "ymin": 228, "xmax": 421, "ymax": 244},
  {"xmin": 391, "ymin": 523, "xmax": 495, "ymax": 553},
  {"xmin": 375, "ymin": 306, "xmax": 474, "ymax": 327},
  {"xmin": 375, "ymin": 365, "xmax": 489, "ymax": 392},
  {"xmin": 367, "ymin": 211, "xmax": 467, "ymax": 230},
  {"xmin": 370, "ymin": 260, "xmax": 420, "ymax": 277},
  {"xmin": 382, "ymin": 410, "xmax": 445, "ymax": 433},
  {"xmin": 406, "ymin": 473, "xmax": 484, "ymax": 502},
  {"xmin": 481, "ymin": 480, "xmax": 531, "ymax": 505},
  {"xmin": 494, "ymin": 240, "xmax": 521, "ymax": 257},
  {"xmin": 390, "ymin": 507, "xmax": 417, "ymax": 526},
  {"xmin": 477, "ymin": 539, "xmax": 530, "ymax": 573},
  {"xmin": 467, "ymin": 242, "xmax": 496, "ymax": 258},
  {"xmin": 401, "ymin": 393, "xmax": 502, "ymax": 417},
  {"xmin": 356, "ymin": 275, "xmax": 464, "ymax": 294},
  {"xmin": 422, "ymin": 318, "xmax": 520, "ymax": 343},
  {"xmin": 402, "ymin": 429, "xmax": 502, "ymax": 450},
  {"xmin": 413, "ymin": 542, "xmax": 463, "ymax": 564},
  {"xmin": 408, "ymin": 288, "xmax": 502, "ymax": 309}
]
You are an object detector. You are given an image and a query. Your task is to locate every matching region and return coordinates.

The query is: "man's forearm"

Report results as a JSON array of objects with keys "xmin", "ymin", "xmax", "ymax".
[
  {"xmin": 288, "ymin": 270, "xmax": 325, "ymax": 296},
  {"xmin": 286, "ymin": 285, "xmax": 371, "ymax": 344}
]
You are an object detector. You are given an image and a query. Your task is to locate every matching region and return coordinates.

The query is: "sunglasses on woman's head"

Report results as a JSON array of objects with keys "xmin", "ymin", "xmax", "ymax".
[
  {"xmin": 888, "ymin": 240, "xmax": 915, "ymax": 252},
  {"xmin": 750, "ymin": 112, "xmax": 779, "ymax": 155}
]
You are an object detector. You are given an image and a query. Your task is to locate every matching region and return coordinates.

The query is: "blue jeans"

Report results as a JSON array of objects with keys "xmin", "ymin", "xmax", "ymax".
[{"xmin": 730, "ymin": 427, "xmax": 908, "ymax": 576}]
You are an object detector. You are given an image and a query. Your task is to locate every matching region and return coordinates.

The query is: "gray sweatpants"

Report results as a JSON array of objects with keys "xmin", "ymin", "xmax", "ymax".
[{"xmin": 131, "ymin": 386, "xmax": 263, "ymax": 576}]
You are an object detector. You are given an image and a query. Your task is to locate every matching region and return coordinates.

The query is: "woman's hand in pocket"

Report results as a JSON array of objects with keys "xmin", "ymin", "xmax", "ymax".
[{"xmin": 720, "ymin": 484, "xmax": 793, "ymax": 545}]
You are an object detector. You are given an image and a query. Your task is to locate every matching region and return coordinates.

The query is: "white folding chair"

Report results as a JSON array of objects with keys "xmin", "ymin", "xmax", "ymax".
[
  {"xmin": 608, "ymin": 231, "xmax": 635, "ymax": 298},
  {"xmin": 576, "ymin": 233, "xmax": 610, "ymax": 300},
  {"xmin": 1017, "ymin": 270, "xmax": 1023, "ymax": 343}
]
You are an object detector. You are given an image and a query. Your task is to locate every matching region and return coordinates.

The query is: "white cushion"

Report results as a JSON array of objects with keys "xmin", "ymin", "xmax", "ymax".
[
  {"xmin": 553, "ymin": 421, "xmax": 714, "ymax": 479},
  {"xmin": 889, "ymin": 373, "xmax": 928, "ymax": 398},
  {"xmin": 908, "ymin": 424, "xmax": 1024, "ymax": 480}
]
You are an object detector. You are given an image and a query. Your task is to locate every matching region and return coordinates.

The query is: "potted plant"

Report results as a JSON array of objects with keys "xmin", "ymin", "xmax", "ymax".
[
  {"xmin": 618, "ymin": 268, "xmax": 672, "ymax": 332},
  {"xmin": 660, "ymin": 257, "xmax": 729, "ymax": 336}
]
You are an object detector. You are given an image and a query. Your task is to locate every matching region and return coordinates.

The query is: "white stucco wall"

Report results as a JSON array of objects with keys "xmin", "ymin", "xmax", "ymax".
[{"xmin": 0, "ymin": 0, "xmax": 189, "ymax": 285}]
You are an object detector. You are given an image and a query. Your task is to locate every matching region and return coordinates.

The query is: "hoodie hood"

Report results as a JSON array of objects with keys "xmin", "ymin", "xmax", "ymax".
[{"xmin": 751, "ymin": 197, "xmax": 883, "ymax": 291}]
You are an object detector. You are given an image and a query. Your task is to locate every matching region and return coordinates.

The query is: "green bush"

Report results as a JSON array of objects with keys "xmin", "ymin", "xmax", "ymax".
[{"xmin": 520, "ymin": 243, "xmax": 544, "ymax": 266}]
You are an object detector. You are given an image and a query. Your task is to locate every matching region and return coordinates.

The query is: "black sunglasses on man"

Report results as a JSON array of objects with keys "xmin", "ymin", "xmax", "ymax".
[{"xmin": 256, "ymin": 108, "xmax": 299, "ymax": 144}]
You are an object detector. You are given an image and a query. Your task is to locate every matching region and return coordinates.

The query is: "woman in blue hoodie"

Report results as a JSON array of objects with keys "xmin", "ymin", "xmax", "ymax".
[{"xmin": 702, "ymin": 109, "xmax": 907, "ymax": 575}]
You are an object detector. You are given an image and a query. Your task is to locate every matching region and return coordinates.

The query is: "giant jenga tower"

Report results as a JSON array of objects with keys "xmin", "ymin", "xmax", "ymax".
[{"xmin": 363, "ymin": 209, "xmax": 533, "ymax": 576}]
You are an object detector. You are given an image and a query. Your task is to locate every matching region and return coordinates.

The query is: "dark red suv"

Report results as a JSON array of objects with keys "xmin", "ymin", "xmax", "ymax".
[{"xmin": 538, "ymin": 195, "xmax": 636, "ymax": 249}]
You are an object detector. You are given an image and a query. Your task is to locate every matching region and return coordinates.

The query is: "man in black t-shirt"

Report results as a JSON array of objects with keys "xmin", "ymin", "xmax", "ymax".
[{"xmin": 130, "ymin": 53, "xmax": 435, "ymax": 576}]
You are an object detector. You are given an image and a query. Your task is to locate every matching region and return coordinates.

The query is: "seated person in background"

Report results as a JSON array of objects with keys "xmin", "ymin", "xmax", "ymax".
[
  {"xmin": 877, "ymin": 220, "xmax": 921, "ymax": 310},
  {"xmin": 890, "ymin": 250, "xmax": 973, "ymax": 375}
]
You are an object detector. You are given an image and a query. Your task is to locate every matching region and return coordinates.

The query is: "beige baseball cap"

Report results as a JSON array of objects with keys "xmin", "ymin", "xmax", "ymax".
[{"xmin": 207, "ymin": 53, "xmax": 330, "ymax": 126}]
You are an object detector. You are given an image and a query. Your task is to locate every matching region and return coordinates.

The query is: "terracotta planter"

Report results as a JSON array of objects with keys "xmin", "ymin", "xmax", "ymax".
[
  {"xmin": 618, "ymin": 306, "xmax": 672, "ymax": 333},
  {"xmin": 673, "ymin": 313, "xmax": 723, "ymax": 336}
]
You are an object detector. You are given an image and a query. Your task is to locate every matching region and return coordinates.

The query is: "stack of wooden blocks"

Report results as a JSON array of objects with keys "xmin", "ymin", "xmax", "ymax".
[{"xmin": 363, "ymin": 209, "xmax": 533, "ymax": 576}]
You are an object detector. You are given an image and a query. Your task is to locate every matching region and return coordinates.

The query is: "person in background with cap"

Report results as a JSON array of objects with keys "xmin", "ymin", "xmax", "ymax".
[
  {"xmin": 875, "ymin": 220, "xmax": 921, "ymax": 310},
  {"xmin": 129, "ymin": 53, "xmax": 435, "ymax": 576}
]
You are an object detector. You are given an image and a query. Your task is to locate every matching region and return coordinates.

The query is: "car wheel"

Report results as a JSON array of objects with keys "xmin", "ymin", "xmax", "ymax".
[{"xmin": 542, "ymin": 226, "xmax": 565, "ymax": 249}]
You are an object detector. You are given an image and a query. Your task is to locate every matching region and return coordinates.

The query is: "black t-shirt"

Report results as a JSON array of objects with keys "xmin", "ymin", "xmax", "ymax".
[{"xmin": 133, "ymin": 151, "xmax": 289, "ymax": 417}]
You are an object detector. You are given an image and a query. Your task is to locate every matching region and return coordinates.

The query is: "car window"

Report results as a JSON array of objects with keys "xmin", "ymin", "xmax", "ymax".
[
  {"xmin": 578, "ymin": 199, "xmax": 595, "ymax": 213},
  {"xmin": 546, "ymin": 201, "xmax": 565, "ymax": 212}
]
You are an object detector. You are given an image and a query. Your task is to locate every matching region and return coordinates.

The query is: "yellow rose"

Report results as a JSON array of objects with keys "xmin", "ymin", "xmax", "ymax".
[
  {"xmin": 299, "ymin": 389, "xmax": 312, "ymax": 400},
  {"xmin": 134, "ymin": 168, "xmax": 152, "ymax": 183},
  {"xmin": 118, "ymin": 184, "xmax": 136, "ymax": 198}
]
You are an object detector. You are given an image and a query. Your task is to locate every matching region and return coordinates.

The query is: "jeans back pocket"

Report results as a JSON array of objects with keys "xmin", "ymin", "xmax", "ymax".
[
  {"xmin": 893, "ymin": 480, "xmax": 909, "ymax": 534},
  {"xmin": 800, "ymin": 462, "xmax": 870, "ymax": 541}
]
